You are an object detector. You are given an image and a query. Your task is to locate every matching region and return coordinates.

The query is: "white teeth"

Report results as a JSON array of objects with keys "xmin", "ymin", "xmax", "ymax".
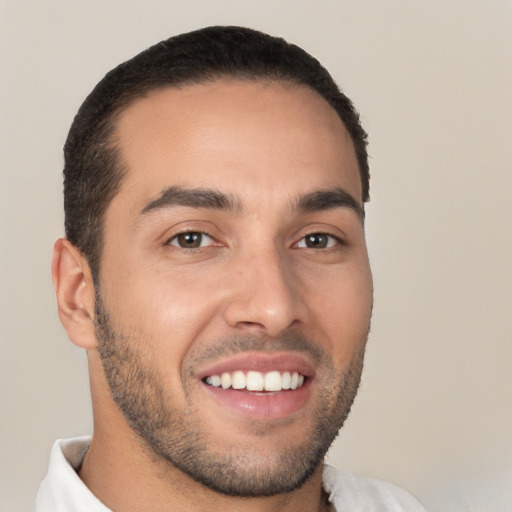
[
  {"xmin": 220, "ymin": 373, "xmax": 232, "ymax": 389},
  {"xmin": 246, "ymin": 371, "xmax": 264, "ymax": 391},
  {"xmin": 264, "ymin": 371, "xmax": 282, "ymax": 392},
  {"xmin": 208, "ymin": 375, "xmax": 221, "ymax": 387},
  {"xmin": 231, "ymin": 370, "xmax": 246, "ymax": 389},
  {"xmin": 205, "ymin": 370, "xmax": 306, "ymax": 392},
  {"xmin": 290, "ymin": 371, "xmax": 299, "ymax": 390}
]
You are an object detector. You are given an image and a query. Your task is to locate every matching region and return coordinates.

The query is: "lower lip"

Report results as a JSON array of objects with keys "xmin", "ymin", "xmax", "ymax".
[{"xmin": 201, "ymin": 380, "xmax": 312, "ymax": 419}]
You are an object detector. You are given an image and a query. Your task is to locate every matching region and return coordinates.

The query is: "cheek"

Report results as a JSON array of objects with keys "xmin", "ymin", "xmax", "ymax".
[
  {"xmin": 307, "ymin": 261, "xmax": 373, "ymax": 359},
  {"xmin": 100, "ymin": 261, "xmax": 226, "ymax": 363}
]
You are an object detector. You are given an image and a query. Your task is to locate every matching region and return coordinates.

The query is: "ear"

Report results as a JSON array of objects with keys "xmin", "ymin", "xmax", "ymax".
[{"xmin": 52, "ymin": 238, "xmax": 98, "ymax": 349}]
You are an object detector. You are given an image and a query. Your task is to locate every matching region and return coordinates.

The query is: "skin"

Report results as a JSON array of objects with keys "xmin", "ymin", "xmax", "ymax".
[{"xmin": 52, "ymin": 80, "xmax": 373, "ymax": 512}]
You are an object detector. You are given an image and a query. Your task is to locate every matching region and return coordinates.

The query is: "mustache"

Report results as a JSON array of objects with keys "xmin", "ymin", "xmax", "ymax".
[{"xmin": 184, "ymin": 331, "xmax": 327, "ymax": 375}]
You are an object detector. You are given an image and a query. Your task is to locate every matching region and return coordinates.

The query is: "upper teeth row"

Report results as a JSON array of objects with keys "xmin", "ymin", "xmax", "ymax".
[{"xmin": 205, "ymin": 371, "xmax": 305, "ymax": 392}]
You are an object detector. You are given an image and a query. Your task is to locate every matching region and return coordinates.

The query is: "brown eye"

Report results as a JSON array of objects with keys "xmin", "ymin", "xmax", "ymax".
[
  {"xmin": 305, "ymin": 234, "xmax": 328, "ymax": 248},
  {"xmin": 296, "ymin": 233, "xmax": 339, "ymax": 249},
  {"xmin": 168, "ymin": 232, "xmax": 213, "ymax": 249}
]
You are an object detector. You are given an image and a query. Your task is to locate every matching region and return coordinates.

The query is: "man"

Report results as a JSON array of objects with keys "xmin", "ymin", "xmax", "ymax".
[{"xmin": 35, "ymin": 26, "xmax": 425, "ymax": 511}]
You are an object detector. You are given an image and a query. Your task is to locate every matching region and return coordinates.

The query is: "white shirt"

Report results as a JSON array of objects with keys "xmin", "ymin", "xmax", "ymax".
[{"xmin": 34, "ymin": 437, "xmax": 426, "ymax": 511}]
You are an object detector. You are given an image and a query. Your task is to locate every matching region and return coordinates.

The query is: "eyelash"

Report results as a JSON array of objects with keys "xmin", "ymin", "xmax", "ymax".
[
  {"xmin": 166, "ymin": 231, "xmax": 216, "ymax": 250},
  {"xmin": 294, "ymin": 233, "xmax": 343, "ymax": 250},
  {"xmin": 165, "ymin": 230, "xmax": 343, "ymax": 251}
]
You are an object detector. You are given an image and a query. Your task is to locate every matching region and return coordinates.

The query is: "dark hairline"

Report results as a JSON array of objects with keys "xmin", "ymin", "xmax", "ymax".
[{"xmin": 63, "ymin": 27, "xmax": 370, "ymax": 284}]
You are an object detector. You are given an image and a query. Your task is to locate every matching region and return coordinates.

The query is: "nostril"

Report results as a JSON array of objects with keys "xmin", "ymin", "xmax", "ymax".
[{"xmin": 236, "ymin": 320, "xmax": 267, "ymax": 330}]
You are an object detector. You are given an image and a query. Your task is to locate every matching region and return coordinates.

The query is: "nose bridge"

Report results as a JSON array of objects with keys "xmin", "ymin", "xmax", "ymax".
[{"xmin": 224, "ymin": 243, "xmax": 305, "ymax": 336}]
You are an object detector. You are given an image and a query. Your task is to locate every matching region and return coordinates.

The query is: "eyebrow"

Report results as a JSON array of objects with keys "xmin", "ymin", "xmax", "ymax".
[
  {"xmin": 139, "ymin": 185, "xmax": 364, "ymax": 220},
  {"xmin": 140, "ymin": 186, "xmax": 243, "ymax": 215},
  {"xmin": 294, "ymin": 188, "xmax": 364, "ymax": 219}
]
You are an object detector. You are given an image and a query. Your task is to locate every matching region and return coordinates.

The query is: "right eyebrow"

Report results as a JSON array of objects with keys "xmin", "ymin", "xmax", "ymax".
[{"xmin": 139, "ymin": 186, "xmax": 244, "ymax": 216}]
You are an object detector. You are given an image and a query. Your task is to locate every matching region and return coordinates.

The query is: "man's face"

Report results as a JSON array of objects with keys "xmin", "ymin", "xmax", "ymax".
[{"xmin": 95, "ymin": 80, "xmax": 373, "ymax": 496}]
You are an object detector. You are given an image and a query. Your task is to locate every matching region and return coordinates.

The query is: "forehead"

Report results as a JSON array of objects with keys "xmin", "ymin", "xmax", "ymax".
[{"xmin": 112, "ymin": 79, "xmax": 362, "ymax": 213}]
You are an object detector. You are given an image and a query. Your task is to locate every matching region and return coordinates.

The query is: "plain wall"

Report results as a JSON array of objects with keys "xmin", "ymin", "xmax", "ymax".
[{"xmin": 1, "ymin": 1, "xmax": 511, "ymax": 511}]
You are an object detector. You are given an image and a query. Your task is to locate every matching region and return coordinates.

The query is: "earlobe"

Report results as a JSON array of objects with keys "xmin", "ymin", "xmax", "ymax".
[{"xmin": 52, "ymin": 238, "xmax": 98, "ymax": 349}]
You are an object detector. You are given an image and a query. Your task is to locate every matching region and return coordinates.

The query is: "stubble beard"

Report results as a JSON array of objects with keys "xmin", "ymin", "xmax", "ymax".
[{"xmin": 95, "ymin": 292, "xmax": 367, "ymax": 497}]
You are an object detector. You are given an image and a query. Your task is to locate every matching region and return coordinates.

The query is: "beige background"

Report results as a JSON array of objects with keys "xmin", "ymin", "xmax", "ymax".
[{"xmin": 1, "ymin": 1, "xmax": 511, "ymax": 511}]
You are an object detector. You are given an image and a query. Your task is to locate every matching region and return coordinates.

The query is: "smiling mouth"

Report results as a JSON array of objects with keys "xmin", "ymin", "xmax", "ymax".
[{"xmin": 203, "ymin": 370, "xmax": 306, "ymax": 392}]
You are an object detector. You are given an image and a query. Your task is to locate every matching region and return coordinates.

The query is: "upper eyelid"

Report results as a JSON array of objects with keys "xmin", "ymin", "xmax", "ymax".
[
  {"xmin": 164, "ymin": 225, "xmax": 217, "ymax": 241},
  {"xmin": 295, "ymin": 228, "xmax": 346, "ymax": 242},
  {"xmin": 167, "ymin": 228, "xmax": 212, "ymax": 236},
  {"xmin": 291, "ymin": 219, "xmax": 348, "ymax": 238}
]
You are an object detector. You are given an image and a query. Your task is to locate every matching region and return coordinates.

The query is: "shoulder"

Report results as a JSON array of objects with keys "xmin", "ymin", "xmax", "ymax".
[{"xmin": 323, "ymin": 465, "xmax": 426, "ymax": 511}]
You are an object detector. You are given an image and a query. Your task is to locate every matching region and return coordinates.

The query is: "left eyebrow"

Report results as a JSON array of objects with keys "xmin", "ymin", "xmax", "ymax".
[{"xmin": 294, "ymin": 188, "xmax": 364, "ymax": 220}]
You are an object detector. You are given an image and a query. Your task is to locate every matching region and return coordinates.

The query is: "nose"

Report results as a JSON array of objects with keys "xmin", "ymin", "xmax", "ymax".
[{"xmin": 223, "ymin": 248, "xmax": 308, "ymax": 337}]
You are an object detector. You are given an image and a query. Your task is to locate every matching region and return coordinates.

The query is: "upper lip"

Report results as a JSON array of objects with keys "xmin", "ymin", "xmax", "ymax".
[{"xmin": 195, "ymin": 351, "xmax": 316, "ymax": 381}]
